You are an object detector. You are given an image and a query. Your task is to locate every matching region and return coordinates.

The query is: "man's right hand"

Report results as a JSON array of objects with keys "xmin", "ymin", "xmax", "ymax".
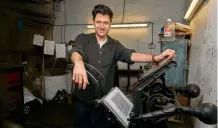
[{"xmin": 72, "ymin": 61, "xmax": 89, "ymax": 89}]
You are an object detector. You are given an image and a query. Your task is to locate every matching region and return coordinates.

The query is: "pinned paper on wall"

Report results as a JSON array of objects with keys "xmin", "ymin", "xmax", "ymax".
[
  {"xmin": 44, "ymin": 40, "xmax": 55, "ymax": 55},
  {"xmin": 55, "ymin": 44, "xmax": 66, "ymax": 58},
  {"xmin": 33, "ymin": 34, "xmax": 44, "ymax": 46}
]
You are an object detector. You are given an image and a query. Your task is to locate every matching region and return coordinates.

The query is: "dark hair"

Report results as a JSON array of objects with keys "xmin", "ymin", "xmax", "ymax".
[{"xmin": 92, "ymin": 4, "xmax": 113, "ymax": 21}]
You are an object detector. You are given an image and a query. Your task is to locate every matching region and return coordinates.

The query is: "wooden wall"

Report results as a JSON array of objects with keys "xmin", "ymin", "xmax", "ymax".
[{"xmin": 0, "ymin": 0, "xmax": 55, "ymax": 91}]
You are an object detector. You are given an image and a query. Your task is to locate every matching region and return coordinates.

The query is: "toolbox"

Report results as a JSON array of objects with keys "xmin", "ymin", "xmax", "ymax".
[{"xmin": 0, "ymin": 66, "xmax": 25, "ymax": 124}]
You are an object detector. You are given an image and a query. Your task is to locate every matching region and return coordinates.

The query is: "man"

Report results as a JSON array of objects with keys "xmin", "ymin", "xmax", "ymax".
[{"xmin": 70, "ymin": 4, "xmax": 175, "ymax": 128}]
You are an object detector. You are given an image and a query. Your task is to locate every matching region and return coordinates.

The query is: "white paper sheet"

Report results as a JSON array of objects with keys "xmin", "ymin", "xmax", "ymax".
[
  {"xmin": 33, "ymin": 34, "xmax": 44, "ymax": 46},
  {"xmin": 24, "ymin": 87, "xmax": 43, "ymax": 104},
  {"xmin": 44, "ymin": 40, "xmax": 55, "ymax": 55},
  {"xmin": 103, "ymin": 87, "xmax": 133, "ymax": 128},
  {"xmin": 55, "ymin": 44, "xmax": 66, "ymax": 58}
]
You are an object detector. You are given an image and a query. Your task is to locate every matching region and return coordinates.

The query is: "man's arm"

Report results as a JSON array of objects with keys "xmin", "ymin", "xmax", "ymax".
[
  {"xmin": 131, "ymin": 49, "xmax": 175, "ymax": 63},
  {"xmin": 115, "ymin": 41, "xmax": 136, "ymax": 64},
  {"xmin": 131, "ymin": 53, "xmax": 156, "ymax": 62},
  {"xmin": 69, "ymin": 34, "xmax": 86, "ymax": 63},
  {"xmin": 115, "ymin": 41, "xmax": 175, "ymax": 64},
  {"xmin": 71, "ymin": 52, "xmax": 83, "ymax": 63},
  {"xmin": 70, "ymin": 34, "xmax": 89, "ymax": 89}
]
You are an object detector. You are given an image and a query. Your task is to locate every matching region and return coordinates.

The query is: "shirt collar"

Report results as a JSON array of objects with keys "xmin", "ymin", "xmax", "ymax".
[{"xmin": 90, "ymin": 33, "xmax": 113, "ymax": 44}]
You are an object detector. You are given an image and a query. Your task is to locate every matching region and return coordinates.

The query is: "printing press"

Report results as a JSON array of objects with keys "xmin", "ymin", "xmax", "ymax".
[{"xmin": 69, "ymin": 60, "xmax": 217, "ymax": 128}]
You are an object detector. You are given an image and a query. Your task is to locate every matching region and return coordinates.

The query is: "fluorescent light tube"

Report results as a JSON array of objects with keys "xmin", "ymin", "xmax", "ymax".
[
  {"xmin": 184, "ymin": 0, "xmax": 204, "ymax": 20},
  {"xmin": 176, "ymin": 23, "xmax": 191, "ymax": 29},
  {"xmin": 87, "ymin": 23, "xmax": 148, "ymax": 28}
]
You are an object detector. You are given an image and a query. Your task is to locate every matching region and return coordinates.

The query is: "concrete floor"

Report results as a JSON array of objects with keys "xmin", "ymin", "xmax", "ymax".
[{"xmin": 24, "ymin": 101, "xmax": 75, "ymax": 128}]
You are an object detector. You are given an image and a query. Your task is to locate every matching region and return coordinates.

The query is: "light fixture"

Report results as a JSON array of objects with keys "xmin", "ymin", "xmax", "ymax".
[
  {"xmin": 86, "ymin": 23, "xmax": 148, "ymax": 28},
  {"xmin": 176, "ymin": 23, "xmax": 191, "ymax": 30},
  {"xmin": 184, "ymin": 0, "xmax": 204, "ymax": 20}
]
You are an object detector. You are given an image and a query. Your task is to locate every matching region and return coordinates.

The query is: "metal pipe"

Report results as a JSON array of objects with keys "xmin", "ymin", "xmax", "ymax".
[{"xmin": 54, "ymin": 22, "xmax": 155, "ymax": 48}]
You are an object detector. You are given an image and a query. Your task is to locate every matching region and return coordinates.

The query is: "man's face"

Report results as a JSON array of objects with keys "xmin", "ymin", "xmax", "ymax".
[{"xmin": 93, "ymin": 13, "xmax": 111, "ymax": 37}]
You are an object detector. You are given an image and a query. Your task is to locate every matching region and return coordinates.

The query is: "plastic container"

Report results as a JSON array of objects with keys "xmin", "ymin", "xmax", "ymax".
[{"xmin": 163, "ymin": 19, "xmax": 176, "ymax": 41}]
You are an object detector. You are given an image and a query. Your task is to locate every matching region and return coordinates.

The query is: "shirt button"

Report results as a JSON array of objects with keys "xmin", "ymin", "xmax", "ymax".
[
  {"xmin": 100, "ymin": 52, "xmax": 101, "ymax": 54},
  {"xmin": 98, "ymin": 61, "xmax": 100, "ymax": 63}
]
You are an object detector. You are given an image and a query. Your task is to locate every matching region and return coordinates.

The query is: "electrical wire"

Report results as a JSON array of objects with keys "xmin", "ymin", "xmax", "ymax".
[
  {"xmin": 52, "ymin": 0, "xmax": 56, "ymax": 40},
  {"xmin": 48, "ymin": 58, "xmax": 57, "ymax": 76},
  {"xmin": 61, "ymin": 26, "xmax": 63, "ymax": 43},
  {"xmin": 63, "ymin": 0, "xmax": 67, "ymax": 43},
  {"xmin": 54, "ymin": 23, "xmax": 91, "ymax": 26},
  {"xmin": 48, "ymin": 0, "xmax": 67, "ymax": 77},
  {"xmin": 48, "ymin": 0, "xmax": 67, "ymax": 76},
  {"xmin": 149, "ymin": 22, "xmax": 154, "ymax": 54},
  {"xmin": 166, "ymin": 120, "xmax": 172, "ymax": 128},
  {"xmin": 22, "ymin": 64, "xmax": 36, "ymax": 87},
  {"xmin": 122, "ymin": 0, "xmax": 126, "ymax": 23}
]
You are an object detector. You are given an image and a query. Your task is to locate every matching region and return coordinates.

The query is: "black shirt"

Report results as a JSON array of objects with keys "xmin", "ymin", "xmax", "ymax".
[{"xmin": 69, "ymin": 33, "xmax": 136, "ymax": 104}]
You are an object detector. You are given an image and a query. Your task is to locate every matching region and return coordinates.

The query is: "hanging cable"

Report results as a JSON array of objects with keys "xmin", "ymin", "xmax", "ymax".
[
  {"xmin": 48, "ymin": 58, "xmax": 57, "ymax": 76},
  {"xmin": 49, "ymin": 0, "xmax": 67, "ymax": 77},
  {"xmin": 22, "ymin": 63, "xmax": 36, "ymax": 87},
  {"xmin": 151, "ymin": 22, "xmax": 154, "ymax": 54},
  {"xmin": 63, "ymin": 0, "xmax": 67, "ymax": 43},
  {"xmin": 61, "ymin": 26, "xmax": 63, "ymax": 43},
  {"xmin": 147, "ymin": 22, "xmax": 154, "ymax": 54},
  {"xmin": 151, "ymin": 22, "xmax": 154, "ymax": 44},
  {"xmin": 49, "ymin": 1, "xmax": 65, "ymax": 76},
  {"xmin": 122, "ymin": 0, "xmax": 126, "ymax": 23}
]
